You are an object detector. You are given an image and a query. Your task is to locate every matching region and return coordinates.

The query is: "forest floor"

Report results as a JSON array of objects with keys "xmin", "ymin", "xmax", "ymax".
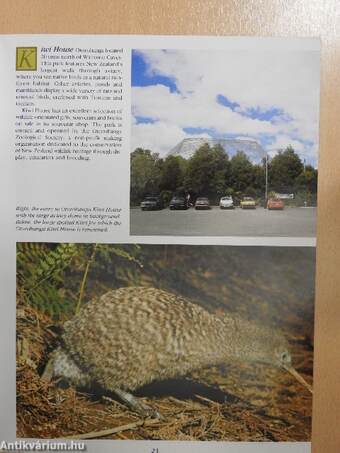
[{"xmin": 17, "ymin": 297, "xmax": 313, "ymax": 441}]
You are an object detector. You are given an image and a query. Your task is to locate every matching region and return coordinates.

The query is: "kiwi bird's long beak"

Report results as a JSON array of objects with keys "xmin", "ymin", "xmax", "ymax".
[{"xmin": 283, "ymin": 365, "xmax": 313, "ymax": 394}]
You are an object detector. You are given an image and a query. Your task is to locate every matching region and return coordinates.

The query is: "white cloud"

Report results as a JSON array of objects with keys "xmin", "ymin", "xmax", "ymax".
[
  {"xmin": 131, "ymin": 121, "xmax": 210, "ymax": 155},
  {"xmin": 267, "ymin": 134, "xmax": 318, "ymax": 165},
  {"xmin": 268, "ymin": 135, "xmax": 304, "ymax": 152},
  {"xmin": 132, "ymin": 84, "xmax": 276, "ymax": 137},
  {"xmin": 132, "ymin": 49, "xmax": 320, "ymax": 163}
]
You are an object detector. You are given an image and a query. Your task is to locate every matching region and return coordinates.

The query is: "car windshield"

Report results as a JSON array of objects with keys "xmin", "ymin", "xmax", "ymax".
[
  {"xmin": 197, "ymin": 198, "xmax": 208, "ymax": 201},
  {"xmin": 221, "ymin": 196, "xmax": 232, "ymax": 200}
]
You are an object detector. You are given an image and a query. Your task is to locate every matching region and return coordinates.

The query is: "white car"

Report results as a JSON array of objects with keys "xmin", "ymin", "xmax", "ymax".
[{"xmin": 219, "ymin": 196, "xmax": 234, "ymax": 209}]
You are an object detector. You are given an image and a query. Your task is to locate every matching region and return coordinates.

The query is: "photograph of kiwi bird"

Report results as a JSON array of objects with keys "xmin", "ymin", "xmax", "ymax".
[
  {"xmin": 42, "ymin": 286, "xmax": 312, "ymax": 419},
  {"xmin": 17, "ymin": 243, "xmax": 314, "ymax": 440}
]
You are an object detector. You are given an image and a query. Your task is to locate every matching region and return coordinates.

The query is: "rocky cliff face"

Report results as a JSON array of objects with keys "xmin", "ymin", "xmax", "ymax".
[{"xmin": 168, "ymin": 137, "xmax": 265, "ymax": 162}]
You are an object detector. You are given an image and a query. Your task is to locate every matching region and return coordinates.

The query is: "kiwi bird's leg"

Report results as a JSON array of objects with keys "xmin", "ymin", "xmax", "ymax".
[
  {"xmin": 111, "ymin": 387, "xmax": 164, "ymax": 420},
  {"xmin": 41, "ymin": 357, "xmax": 55, "ymax": 382}
]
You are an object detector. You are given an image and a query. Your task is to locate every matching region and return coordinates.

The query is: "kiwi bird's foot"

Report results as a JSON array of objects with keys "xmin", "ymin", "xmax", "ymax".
[
  {"xmin": 130, "ymin": 397, "xmax": 165, "ymax": 420},
  {"xmin": 112, "ymin": 387, "xmax": 165, "ymax": 420}
]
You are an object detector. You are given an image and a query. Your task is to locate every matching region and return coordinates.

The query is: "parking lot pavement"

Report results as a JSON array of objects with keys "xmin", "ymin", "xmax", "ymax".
[{"xmin": 130, "ymin": 206, "xmax": 316, "ymax": 237}]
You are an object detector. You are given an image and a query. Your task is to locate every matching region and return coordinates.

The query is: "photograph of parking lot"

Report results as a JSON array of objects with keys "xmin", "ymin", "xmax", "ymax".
[{"xmin": 130, "ymin": 48, "xmax": 319, "ymax": 237}]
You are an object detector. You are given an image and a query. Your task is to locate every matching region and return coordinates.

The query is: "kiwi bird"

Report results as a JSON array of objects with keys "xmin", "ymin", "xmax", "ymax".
[{"xmin": 43, "ymin": 287, "xmax": 312, "ymax": 417}]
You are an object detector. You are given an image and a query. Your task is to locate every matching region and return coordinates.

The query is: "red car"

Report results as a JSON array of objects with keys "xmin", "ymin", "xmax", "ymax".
[{"xmin": 267, "ymin": 198, "xmax": 285, "ymax": 210}]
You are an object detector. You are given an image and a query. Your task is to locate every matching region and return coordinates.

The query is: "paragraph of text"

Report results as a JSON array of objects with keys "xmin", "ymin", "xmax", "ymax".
[
  {"xmin": 16, "ymin": 206, "xmax": 122, "ymax": 233},
  {"xmin": 15, "ymin": 46, "xmax": 125, "ymax": 162}
]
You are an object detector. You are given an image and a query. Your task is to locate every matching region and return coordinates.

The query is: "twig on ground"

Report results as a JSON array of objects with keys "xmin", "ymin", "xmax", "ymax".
[{"xmin": 64, "ymin": 418, "xmax": 160, "ymax": 439}]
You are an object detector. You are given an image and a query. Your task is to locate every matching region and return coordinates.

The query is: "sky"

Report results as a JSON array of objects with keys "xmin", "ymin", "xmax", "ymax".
[{"xmin": 131, "ymin": 48, "xmax": 320, "ymax": 166}]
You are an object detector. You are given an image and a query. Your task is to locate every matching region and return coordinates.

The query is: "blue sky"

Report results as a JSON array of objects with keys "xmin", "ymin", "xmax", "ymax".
[
  {"xmin": 132, "ymin": 52, "xmax": 178, "ymax": 93},
  {"xmin": 131, "ymin": 49, "xmax": 319, "ymax": 165}
]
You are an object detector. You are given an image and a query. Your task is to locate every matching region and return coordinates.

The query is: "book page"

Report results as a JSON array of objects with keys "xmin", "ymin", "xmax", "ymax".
[{"xmin": 0, "ymin": 35, "xmax": 320, "ymax": 453}]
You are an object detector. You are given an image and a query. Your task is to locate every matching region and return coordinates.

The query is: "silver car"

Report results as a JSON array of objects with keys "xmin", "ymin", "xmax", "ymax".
[
  {"xmin": 219, "ymin": 196, "xmax": 234, "ymax": 209},
  {"xmin": 195, "ymin": 197, "xmax": 211, "ymax": 210}
]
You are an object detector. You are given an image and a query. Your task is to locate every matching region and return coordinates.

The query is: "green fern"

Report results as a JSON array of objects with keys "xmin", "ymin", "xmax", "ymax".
[
  {"xmin": 17, "ymin": 243, "xmax": 78, "ymax": 319},
  {"xmin": 16, "ymin": 243, "xmax": 144, "ymax": 320}
]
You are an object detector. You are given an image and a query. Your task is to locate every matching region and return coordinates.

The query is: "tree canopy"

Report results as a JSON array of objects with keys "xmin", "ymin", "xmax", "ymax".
[
  {"xmin": 184, "ymin": 144, "xmax": 230, "ymax": 199},
  {"xmin": 130, "ymin": 148, "xmax": 162, "ymax": 203},
  {"xmin": 269, "ymin": 146, "xmax": 305, "ymax": 193},
  {"xmin": 130, "ymin": 143, "xmax": 317, "ymax": 206}
]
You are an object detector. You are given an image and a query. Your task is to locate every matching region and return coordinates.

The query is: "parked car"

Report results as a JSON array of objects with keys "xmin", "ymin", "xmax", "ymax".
[
  {"xmin": 240, "ymin": 197, "xmax": 256, "ymax": 209},
  {"xmin": 267, "ymin": 197, "xmax": 285, "ymax": 210},
  {"xmin": 140, "ymin": 196, "xmax": 163, "ymax": 211},
  {"xmin": 169, "ymin": 196, "xmax": 189, "ymax": 210},
  {"xmin": 219, "ymin": 195, "xmax": 234, "ymax": 209},
  {"xmin": 195, "ymin": 197, "xmax": 211, "ymax": 210}
]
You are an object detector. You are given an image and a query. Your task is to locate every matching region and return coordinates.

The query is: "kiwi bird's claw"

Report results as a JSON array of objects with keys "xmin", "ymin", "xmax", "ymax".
[
  {"xmin": 154, "ymin": 409, "xmax": 166, "ymax": 421},
  {"xmin": 134, "ymin": 399, "xmax": 164, "ymax": 420}
]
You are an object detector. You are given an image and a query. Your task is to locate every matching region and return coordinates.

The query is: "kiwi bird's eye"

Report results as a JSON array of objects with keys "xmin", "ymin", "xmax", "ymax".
[{"xmin": 280, "ymin": 351, "xmax": 290, "ymax": 363}]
